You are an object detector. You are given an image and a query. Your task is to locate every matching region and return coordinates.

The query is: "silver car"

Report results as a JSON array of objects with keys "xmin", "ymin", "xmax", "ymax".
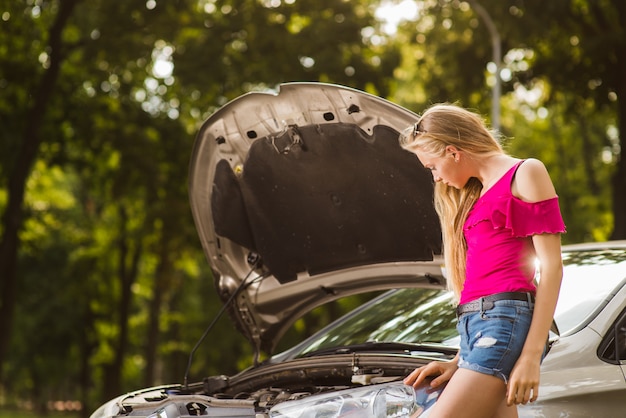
[{"xmin": 90, "ymin": 83, "xmax": 626, "ymax": 418}]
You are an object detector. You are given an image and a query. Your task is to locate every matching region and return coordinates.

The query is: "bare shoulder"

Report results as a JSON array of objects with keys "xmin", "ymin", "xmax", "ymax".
[{"xmin": 512, "ymin": 158, "xmax": 557, "ymax": 202}]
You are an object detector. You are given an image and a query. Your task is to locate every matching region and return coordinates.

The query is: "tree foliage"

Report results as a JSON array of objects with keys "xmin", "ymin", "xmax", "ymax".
[
  {"xmin": 0, "ymin": 0, "xmax": 400, "ymax": 413},
  {"xmin": 388, "ymin": 0, "xmax": 623, "ymax": 243},
  {"xmin": 0, "ymin": 0, "xmax": 623, "ymax": 415}
]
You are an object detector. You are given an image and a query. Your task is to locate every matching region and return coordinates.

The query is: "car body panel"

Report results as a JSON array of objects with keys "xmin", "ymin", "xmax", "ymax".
[
  {"xmin": 537, "ymin": 328, "xmax": 625, "ymax": 399},
  {"xmin": 188, "ymin": 82, "xmax": 442, "ymax": 355}
]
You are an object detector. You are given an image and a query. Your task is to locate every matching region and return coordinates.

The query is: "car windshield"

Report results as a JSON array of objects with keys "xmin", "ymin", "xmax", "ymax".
[
  {"xmin": 295, "ymin": 289, "xmax": 459, "ymax": 357},
  {"xmin": 289, "ymin": 247, "xmax": 626, "ymax": 358}
]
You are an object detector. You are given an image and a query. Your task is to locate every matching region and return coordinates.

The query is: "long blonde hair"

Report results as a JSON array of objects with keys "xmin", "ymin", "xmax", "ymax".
[{"xmin": 399, "ymin": 104, "xmax": 504, "ymax": 299}]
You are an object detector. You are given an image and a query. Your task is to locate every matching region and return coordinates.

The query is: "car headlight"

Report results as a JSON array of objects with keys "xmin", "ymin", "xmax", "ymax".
[{"xmin": 269, "ymin": 382, "xmax": 422, "ymax": 418}]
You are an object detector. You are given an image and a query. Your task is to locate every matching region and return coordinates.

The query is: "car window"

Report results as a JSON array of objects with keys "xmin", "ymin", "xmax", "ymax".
[
  {"xmin": 294, "ymin": 289, "xmax": 458, "ymax": 357},
  {"xmin": 553, "ymin": 248, "xmax": 626, "ymax": 336},
  {"xmin": 597, "ymin": 307, "xmax": 626, "ymax": 364}
]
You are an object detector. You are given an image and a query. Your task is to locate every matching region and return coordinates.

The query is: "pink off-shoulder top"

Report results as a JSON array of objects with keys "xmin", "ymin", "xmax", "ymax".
[{"xmin": 460, "ymin": 160, "xmax": 566, "ymax": 304}]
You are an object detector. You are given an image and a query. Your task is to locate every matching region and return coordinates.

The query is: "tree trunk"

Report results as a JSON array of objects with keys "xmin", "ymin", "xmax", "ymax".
[
  {"xmin": 79, "ymin": 304, "xmax": 97, "ymax": 416},
  {"xmin": 103, "ymin": 205, "xmax": 142, "ymax": 400},
  {"xmin": 611, "ymin": 103, "xmax": 626, "ymax": 239},
  {"xmin": 577, "ymin": 116, "xmax": 600, "ymax": 195},
  {"xmin": 610, "ymin": 2, "xmax": 626, "ymax": 240},
  {"xmin": 144, "ymin": 236, "xmax": 172, "ymax": 387},
  {"xmin": 0, "ymin": 0, "xmax": 80, "ymax": 380}
]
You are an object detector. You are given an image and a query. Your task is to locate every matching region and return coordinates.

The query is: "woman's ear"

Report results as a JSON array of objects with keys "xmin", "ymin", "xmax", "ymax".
[
  {"xmin": 445, "ymin": 145, "xmax": 460, "ymax": 161},
  {"xmin": 445, "ymin": 145, "xmax": 460, "ymax": 154}
]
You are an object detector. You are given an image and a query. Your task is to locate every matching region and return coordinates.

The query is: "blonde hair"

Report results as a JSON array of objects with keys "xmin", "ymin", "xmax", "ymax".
[{"xmin": 399, "ymin": 104, "xmax": 504, "ymax": 299}]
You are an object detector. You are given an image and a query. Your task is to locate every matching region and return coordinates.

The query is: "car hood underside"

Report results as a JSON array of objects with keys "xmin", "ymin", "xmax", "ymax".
[
  {"xmin": 211, "ymin": 121, "xmax": 441, "ymax": 281},
  {"xmin": 189, "ymin": 83, "xmax": 443, "ymax": 355}
]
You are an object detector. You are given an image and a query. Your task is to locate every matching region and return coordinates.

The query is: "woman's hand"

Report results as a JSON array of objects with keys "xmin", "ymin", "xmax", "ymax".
[
  {"xmin": 404, "ymin": 357, "xmax": 459, "ymax": 388},
  {"xmin": 507, "ymin": 352, "xmax": 541, "ymax": 405}
]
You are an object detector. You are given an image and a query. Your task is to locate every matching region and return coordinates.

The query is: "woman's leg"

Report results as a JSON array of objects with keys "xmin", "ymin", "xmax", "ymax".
[
  {"xmin": 427, "ymin": 368, "xmax": 509, "ymax": 418},
  {"xmin": 493, "ymin": 397, "xmax": 518, "ymax": 418}
]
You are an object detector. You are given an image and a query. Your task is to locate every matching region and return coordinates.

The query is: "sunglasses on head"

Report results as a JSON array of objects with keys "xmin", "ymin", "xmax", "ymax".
[{"xmin": 413, "ymin": 118, "xmax": 426, "ymax": 136}]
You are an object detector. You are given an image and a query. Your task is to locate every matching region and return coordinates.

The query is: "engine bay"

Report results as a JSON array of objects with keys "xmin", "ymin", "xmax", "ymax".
[{"xmin": 101, "ymin": 354, "xmax": 442, "ymax": 417}]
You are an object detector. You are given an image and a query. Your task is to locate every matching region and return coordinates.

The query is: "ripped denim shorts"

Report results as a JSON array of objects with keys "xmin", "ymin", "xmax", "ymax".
[{"xmin": 456, "ymin": 299, "xmax": 534, "ymax": 383}]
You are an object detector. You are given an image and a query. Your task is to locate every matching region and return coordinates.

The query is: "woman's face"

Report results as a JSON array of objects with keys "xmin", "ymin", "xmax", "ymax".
[{"xmin": 413, "ymin": 147, "xmax": 469, "ymax": 189}]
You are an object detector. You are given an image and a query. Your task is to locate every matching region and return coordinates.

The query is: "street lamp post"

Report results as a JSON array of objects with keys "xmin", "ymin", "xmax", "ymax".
[{"xmin": 468, "ymin": 0, "xmax": 501, "ymax": 132}]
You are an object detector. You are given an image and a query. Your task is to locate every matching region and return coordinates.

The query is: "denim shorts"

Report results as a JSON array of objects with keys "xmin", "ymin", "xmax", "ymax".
[{"xmin": 456, "ymin": 299, "xmax": 534, "ymax": 383}]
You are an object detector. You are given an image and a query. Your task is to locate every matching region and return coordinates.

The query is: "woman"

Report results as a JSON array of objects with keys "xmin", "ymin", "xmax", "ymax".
[{"xmin": 399, "ymin": 104, "xmax": 565, "ymax": 417}]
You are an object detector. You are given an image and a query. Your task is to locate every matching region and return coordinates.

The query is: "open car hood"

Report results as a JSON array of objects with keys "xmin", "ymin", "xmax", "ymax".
[{"xmin": 189, "ymin": 82, "xmax": 443, "ymax": 357}]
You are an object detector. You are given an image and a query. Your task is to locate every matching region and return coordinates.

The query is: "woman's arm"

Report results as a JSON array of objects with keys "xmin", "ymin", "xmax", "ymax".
[
  {"xmin": 507, "ymin": 158, "xmax": 564, "ymax": 406},
  {"xmin": 507, "ymin": 233, "xmax": 562, "ymax": 405}
]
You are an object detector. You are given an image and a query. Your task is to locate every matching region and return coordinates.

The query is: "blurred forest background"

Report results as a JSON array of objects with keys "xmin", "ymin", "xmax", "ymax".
[{"xmin": 0, "ymin": 0, "xmax": 624, "ymax": 416}]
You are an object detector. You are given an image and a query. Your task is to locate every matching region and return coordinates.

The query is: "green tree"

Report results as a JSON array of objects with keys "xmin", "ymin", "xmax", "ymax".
[
  {"xmin": 469, "ymin": 0, "xmax": 625, "ymax": 239},
  {"xmin": 0, "ymin": 0, "xmax": 401, "ymax": 412},
  {"xmin": 0, "ymin": 0, "xmax": 82, "ymax": 384}
]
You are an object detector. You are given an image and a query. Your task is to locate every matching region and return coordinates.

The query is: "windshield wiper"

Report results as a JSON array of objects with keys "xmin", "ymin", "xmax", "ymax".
[{"xmin": 300, "ymin": 341, "xmax": 458, "ymax": 358}]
